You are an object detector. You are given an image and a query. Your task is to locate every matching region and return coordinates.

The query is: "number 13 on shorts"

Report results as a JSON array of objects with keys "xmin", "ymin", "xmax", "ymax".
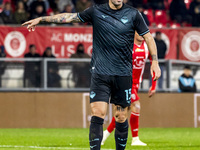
[{"xmin": 125, "ymin": 88, "xmax": 131, "ymax": 104}]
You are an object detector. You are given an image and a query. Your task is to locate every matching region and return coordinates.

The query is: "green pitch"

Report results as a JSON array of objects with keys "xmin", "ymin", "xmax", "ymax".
[{"xmin": 0, "ymin": 128, "xmax": 200, "ymax": 150}]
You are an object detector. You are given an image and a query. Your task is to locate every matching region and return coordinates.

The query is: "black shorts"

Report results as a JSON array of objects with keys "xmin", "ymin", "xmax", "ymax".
[{"xmin": 90, "ymin": 73, "xmax": 132, "ymax": 108}]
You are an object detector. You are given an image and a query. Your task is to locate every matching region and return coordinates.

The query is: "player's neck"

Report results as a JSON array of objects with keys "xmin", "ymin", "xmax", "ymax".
[{"xmin": 109, "ymin": 1, "xmax": 123, "ymax": 10}]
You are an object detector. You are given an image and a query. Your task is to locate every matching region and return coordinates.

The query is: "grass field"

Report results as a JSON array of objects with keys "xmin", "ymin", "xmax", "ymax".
[{"xmin": 0, "ymin": 128, "xmax": 200, "ymax": 150}]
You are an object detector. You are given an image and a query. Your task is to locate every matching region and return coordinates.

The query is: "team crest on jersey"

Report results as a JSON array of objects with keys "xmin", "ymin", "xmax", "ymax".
[
  {"xmin": 121, "ymin": 16, "xmax": 128, "ymax": 24},
  {"xmin": 135, "ymin": 48, "xmax": 145, "ymax": 52},
  {"xmin": 133, "ymin": 56, "xmax": 145, "ymax": 69}
]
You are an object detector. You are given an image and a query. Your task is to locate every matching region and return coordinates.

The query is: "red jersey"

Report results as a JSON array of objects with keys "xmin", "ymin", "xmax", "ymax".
[{"xmin": 132, "ymin": 41, "xmax": 156, "ymax": 90}]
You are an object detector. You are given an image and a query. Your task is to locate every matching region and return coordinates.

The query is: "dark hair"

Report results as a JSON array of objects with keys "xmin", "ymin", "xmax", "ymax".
[
  {"xmin": 156, "ymin": 31, "xmax": 161, "ymax": 36},
  {"xmin": 184, "ymin": 65, "xmax": 191, "ymax": 70},
  {"xmin": 77, "ymin": 43, "xmax": 84, "ymax": 49},
  {"xmin": 29, "ymin": 44, "xmax": 36, "ymax": 49},
  {"xmin": 45, "ymin": 47, "xmax": 51, "ymax": 51},
  {"xmin": 42, "ymin": 47, "xmax": 53, "ymax": 57},
  {"xmin": 76, "ymin": 43, "xmax": 85, "ymax": 54}
]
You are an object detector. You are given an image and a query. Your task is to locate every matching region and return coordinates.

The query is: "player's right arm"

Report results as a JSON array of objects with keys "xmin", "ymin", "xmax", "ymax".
[
  {"xmin": 22, "ymin": 13, "xmax": 81, "ymax": 32},
  {"xmin": 134, "ymin": 10, "xmax": 161, "ymax": 81}
]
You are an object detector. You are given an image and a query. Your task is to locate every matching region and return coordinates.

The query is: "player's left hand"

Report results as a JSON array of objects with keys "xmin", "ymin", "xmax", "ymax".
[
  {"xmin": 151, "ymin": 61, "xmax": 161, "ymax": 81},
  {"xmin": 148, "ymin": 86, "xmax": 156, "ymax": 97}
]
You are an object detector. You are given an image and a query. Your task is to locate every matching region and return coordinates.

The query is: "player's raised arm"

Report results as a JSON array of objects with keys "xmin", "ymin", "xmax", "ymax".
[{"xmin": 22, "ymin": 13, "xmax": 81, "ymax": 32}]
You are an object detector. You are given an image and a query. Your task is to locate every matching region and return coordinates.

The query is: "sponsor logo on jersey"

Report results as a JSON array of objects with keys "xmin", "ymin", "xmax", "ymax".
[
  {"xmin": 135, "ymin": 48, "xmax": 145, "ymax": 52},
  {"xmin": 133, "ymin": 56, "xmax": 145, "ymax": 69}
]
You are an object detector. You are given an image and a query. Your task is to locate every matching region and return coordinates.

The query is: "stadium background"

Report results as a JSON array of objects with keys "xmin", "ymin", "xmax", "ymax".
[{"xmin": 0, "ymin": 0, "xmax": 200, "ymax": 149}]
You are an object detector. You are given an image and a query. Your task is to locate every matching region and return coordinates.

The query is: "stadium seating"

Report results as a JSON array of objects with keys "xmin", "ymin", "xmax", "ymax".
[
  {"xmin": 143, "ymin": 9, "xmax": 154, "ymax": 25},
  {"xmin": 155, "ymin": 10, "xmax": 168, "ymax": 25}
]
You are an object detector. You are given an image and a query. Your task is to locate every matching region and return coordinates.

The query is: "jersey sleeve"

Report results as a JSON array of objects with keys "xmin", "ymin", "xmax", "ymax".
[
  {"xmin": 77, "ymin": 7, "xmax": 94, "ymax": 23},
  {"xmin": 134, "ymin": 10, "xmax": 150, "ymax": 36}
]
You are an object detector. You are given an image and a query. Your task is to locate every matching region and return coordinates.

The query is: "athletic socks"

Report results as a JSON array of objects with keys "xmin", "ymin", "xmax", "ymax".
[
  {"xmin": 107, "ymin": 112, "xmax": 140, "ymax": 142},
  {"xmin": 130, "ymin": 112, "xmax": 140, "ymax": 137},
  {"xmin": 107, "ymin": 116, "xmax": 116, "ymax": 133},
  {"xmin": 89, "ymin": 116, "xmax": 104, "ymax": 150},
  {"xmin": 115, "ymin": 120, "xmax": 128, "ymax": 150}
]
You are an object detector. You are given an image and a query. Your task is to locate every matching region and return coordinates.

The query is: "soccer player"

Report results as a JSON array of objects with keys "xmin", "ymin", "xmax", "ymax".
[
  {"xmin": 101, "ymin": 31, "xmax": 157, "ymax": 146},
  {"xmin": 22, "ymin": 0, "xmax": 161, "ymax": 149}
]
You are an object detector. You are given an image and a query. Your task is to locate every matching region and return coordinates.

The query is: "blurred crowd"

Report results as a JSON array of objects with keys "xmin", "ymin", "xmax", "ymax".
[
  {"xmin": 23, "ymin": 44, "xmax": 61, "ymax": 88},
  {"xmin": 0, "ymin": 43, "xmax": 91, "ymax": 88},
  {"xmin": 23, "ymin": 43, "xmax": 90, "ymax": 88},
  {"xmin": 0, "ymin": 0, "xmax": 200, "ymax": 27}
]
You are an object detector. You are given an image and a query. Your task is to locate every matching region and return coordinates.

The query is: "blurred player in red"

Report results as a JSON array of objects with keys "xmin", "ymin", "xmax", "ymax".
[{"xmin": 101, "ymin": 32, "xmax": 157, "ymax": 146}]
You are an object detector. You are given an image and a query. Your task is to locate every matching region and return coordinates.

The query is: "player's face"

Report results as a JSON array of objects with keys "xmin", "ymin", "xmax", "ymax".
[
  {"xmin": 30, "ymin": 47, "xmax": 36, "ymax": 54},
  {"xmin": 110, "ymin": 0, "xmax": 123, "ymax": 6},
  {"xmin": 5, "ymin": 3, "xmax": 11, "ymax": 11},
  {"xmin": 46, "ymin": 50, "xmax": 52, "ymax": 56},
  {"xmin": 156, "ymin": 34, "xmax": 161, "ymax": 40},
  {"xmin": 184, "ymin": 69, "xmax": 191, "ymax": 77},
  {"xmin": 135, "ymin": 32, "xmax": 144, "ymax": 42}
]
